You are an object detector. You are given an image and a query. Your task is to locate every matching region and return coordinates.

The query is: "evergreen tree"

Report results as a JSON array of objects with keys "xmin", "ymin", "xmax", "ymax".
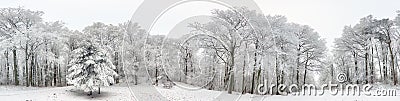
[{"xmin": 67, "ymin": 41, "xmax": 118, "ymax": 95}]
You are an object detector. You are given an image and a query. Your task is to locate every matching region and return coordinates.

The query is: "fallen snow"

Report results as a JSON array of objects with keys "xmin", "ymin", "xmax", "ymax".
[{"xmin": 0, "ymin": 83, "xmax": 400, "ymax": 101}]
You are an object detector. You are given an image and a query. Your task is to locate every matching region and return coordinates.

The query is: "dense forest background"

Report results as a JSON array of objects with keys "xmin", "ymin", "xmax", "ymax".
[{"xmin": 1, "ymin": 7, "xmax": 400, "ymax": 94}]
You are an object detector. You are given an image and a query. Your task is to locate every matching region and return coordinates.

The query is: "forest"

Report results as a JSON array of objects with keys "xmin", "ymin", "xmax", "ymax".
[{"xmin": 0, "ymin": 7, "xmax": 400, "ymax": 95}]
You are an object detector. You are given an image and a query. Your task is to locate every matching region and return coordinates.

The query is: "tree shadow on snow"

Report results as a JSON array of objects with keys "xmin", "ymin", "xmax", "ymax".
[{"xmin": 68, "ymin": 89, "xmax": 114, "ymax": 99}]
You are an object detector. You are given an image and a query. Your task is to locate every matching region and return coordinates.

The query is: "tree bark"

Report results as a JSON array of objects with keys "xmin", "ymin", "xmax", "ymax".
[
  {"xmin": 386, "ymin": 28, "xmax": 397, "ymax": 85},
  {"xmin": 155, "ymin": 63, "xmax": 158, "ymax": 86},
  {"xmin": 371, "ymin": 46, "xmax": 374, "ymax": 84},
  {"xmin": 98, "ymin": 87, "xmax": 101, "ymax": 94},
  {"xmin": 388, "ymin": 44, "xmax": 396, "ymax": 85},
  {"xmin": 296, "ymin": 45, "xmax": 301, "ymax": 85},
  {"xmin": 25, "ymin": 42, "xmax": 29, "ymax": 87},
  {"xmin": 303, "ymin": 53, "xmax": 309, "ymax": 85},
  {"xmin": 275, "ymin": 55, "xmax": 279, "ymax": 95},
  {"xmin": 242, "ymin": 44, "xmax": 247, "ymax": 94},
  {"xmin": 54, "ymin": 63, "xmax": 57, "ymax": 86},
  {"xmin": 227, "ymin": 47, "xmax": 235, "ymax": 94},
  {"xmin": 250, "ymin": 42, "xmax": 258, "ymax": 94},
  {"xmin": 30, "ymin": 52, "xmax": 34, "ymax": 86},
  {"xmin": 114, "ymin": 52, "xmax": 119, "ymax": 84},
  {"xmin": 353, "ymin": 51, "xmax": 358, "ymax": 84},
  {"xmin": 13, "ymin": 49, "xmax": 19, "ymax": 85},
  {"xmin": 5, "ymin": 50, "xmax": 9, "ymax": 85},
  {"xmin": 365, "ymin": 52, "xmax": 368, "ymax": 84}
]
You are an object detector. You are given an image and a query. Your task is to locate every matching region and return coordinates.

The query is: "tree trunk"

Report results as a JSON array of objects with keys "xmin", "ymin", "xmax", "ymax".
[
  {"xmin": 375, "ymin": 44, "xmax": 383, "ymax": 82},
  {"xmin": 58, "ymin": 64, "xmax": 62, "ymax": 86},
  {"xmin": 5, "ymin": 50, "xmax": 9, "ymax": 85},
  {"xmin": 242, "ymin": 45, "xmax": 246, "ymax": 94},
  {"xmin": 296, "ymin": 45, "xmax": 301, "ymax": 85},
  {"xmin": 54, "ymin": 63, "xmax": 57, "ymax": 86},
  {"xmin": 382, "ymin": 41, "xmax": 387, "ymax": 83},
  {"xmin": 35, "ymin": 54, "xmax": 40, "ymax": 86},
  {"xmin": 303, "ymin": 53, "xmax": 309, "ymax": 85},
  {"xmin": 250, "ymin": 70, "xmax": 255, "ymax": 94},
  {"xmin": 114, "ymin": 52, "xmax": 119, "ymax": 84},
  {"xmin": 250, "ymin": 43, "xmax": 257, "ymax": 94},
  {"xmin": 30, "ymin": 52, "xmax": 34, "ymax": 86},
  {"xmin": 25, "ymin": 43, "xmax": 29, "ymax": 87},
  {"xmin": 386, "ymin": 29, "xmax": 397, "ymax": 85},
  {"xmin": 353, "ymin": 51, "xmax": 358, "ymax": 84},
  {"xmin": 227, "ymin": 45, "xmax": 235, "ymax": 94},
  {"xmin": 228, "ymin": 70, "xmax": 235, "ymax": 94},
  {"xmin": 44, "ymin": 43, "xmax": 49, "ymax": 87},
  {"xmin": 371, "ymin": 46, "xmax": 374, "ymax": 84},
  {"xmin": 13, "ymin": 49, "xmax": 19, "ymax": 85},
  {"xmin": 134, "ymin": 74, "xmax": 138, "ymax": 85},
  {"xmin": 155, "ymin": 64, "xmax": 158, "ymax": 86},
  {"xmin": 343, "ymin": 57, "xmax": 349, "ymax": 83},
  {"xmin": 256, "ymin": 66, "xmax": 262, "ymax": 94},
  {"xmin": 331, "ymin": 64, "xmax": 335, "ymax": 82},
  {"xmin": 44, "ymin": 61, "xmax": 48, "ymax": 87},
  {"xmin": 365, "ymin": 52, "xmax": 368, "ymax": 84},
  {"xmin": 388, "ymin": 44, "xmax": 396, "ymax": 85},
  {"xmin": 98, "ymin": 87, "xmax": 101, "ymax": 94},
  {"xmin": 39, "ymin": 69, "xmax": 42, "ymax": 86},
  {"xmin": 275, "ymin": 55, "xmax": 279, "ymax": 95}
]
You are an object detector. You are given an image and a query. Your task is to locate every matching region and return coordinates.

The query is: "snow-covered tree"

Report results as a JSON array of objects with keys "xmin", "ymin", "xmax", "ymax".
[
  {"xmin": 189, "ymin": 7, "xmax": 256, "ymax": 94},
  {"xmin": 334, "ymin": 14, "xmax": 400, "ymax": 85},
  {"xmin": 67, "ymin": 41, "xmax": 118, "ymax": 95},
  {"xmin": 0, "ymin": 7, "xmax": 43, "ymax": 86}
]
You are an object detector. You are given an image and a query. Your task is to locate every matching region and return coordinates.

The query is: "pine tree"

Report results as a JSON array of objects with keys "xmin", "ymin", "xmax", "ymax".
[{"xmin": 67, "ymin": 41, "xmax": 118, "ymax": 95}]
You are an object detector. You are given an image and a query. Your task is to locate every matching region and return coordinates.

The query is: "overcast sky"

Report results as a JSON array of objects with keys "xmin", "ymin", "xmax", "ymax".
[{"xmin": 1, "ymin": 0, "xmax": 399, "ymax": 51}]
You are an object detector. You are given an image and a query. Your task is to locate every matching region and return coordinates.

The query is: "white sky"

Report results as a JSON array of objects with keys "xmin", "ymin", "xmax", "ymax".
[{"xmin": 1, "ymin": 0, "xmax": 399, "ymax": 50}]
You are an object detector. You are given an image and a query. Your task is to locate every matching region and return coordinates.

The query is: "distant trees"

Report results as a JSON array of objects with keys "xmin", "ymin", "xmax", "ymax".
[
  {"xmin": 0, "ymin": 7, "xmax": 70, "ymax": 87},
  {"xmin": 189, "ymin": 7, "xmax": 256, "ymax": 94},
  {"xmin": 0, "ymin": 7, "xmax": 131, "ymax": 87},
  {"xmin": 10, "ymin": 6, "xmax": 400, "ymax": 96},
  {"xmin": 171, "ymin": 7, "xmax": 328, "ymax": 94},
  {"xmin": 287, "ymin": 24, "xmax": 326, "ymax": 85},
  {"xmin": 334, "ymin": 12, "xmax": 400, "ymax": 85},
  {"xmin": 0, "ymin": 7, "xmax": 43, "ymax": 86},
  {"xmin": 120, "ymin": 22, "xmax": 146, "ymax": 85}
]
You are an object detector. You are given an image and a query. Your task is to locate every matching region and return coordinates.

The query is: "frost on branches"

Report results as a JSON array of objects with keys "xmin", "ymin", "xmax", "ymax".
[{"xmin": 66, "ymin": 41, "xmax": 118, "ymax": 95}]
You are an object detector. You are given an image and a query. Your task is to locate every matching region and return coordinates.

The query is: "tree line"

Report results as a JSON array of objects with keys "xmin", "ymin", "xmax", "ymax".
[
  {"xmin": 0, "ymin": 7, "xmax": 145, "ymax": 87},
  {"xmin": 3, "ymin": 6, "xmax": 397, "ymax": 95},
  {"xmin": 333, "ymin": 11, "xmax": 400, "ymax": 85},
  {"xmin": 0, "ymin": 7, "xmax": 327, "ymax": 95},
  {"xmin": 157, "ymin": 7, "xmax": 327, "ymax": 94}
]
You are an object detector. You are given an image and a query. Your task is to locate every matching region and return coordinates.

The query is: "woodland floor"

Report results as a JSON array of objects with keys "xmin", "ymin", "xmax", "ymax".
[{"xmin": 0, "ymin": 83, "xmax": 399, "ymax": 101}]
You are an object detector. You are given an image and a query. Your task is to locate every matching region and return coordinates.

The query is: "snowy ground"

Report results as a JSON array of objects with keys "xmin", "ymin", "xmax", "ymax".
[{"xmin": 1, "ymin": 83, "xmax": 400, "ymax": 101}]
